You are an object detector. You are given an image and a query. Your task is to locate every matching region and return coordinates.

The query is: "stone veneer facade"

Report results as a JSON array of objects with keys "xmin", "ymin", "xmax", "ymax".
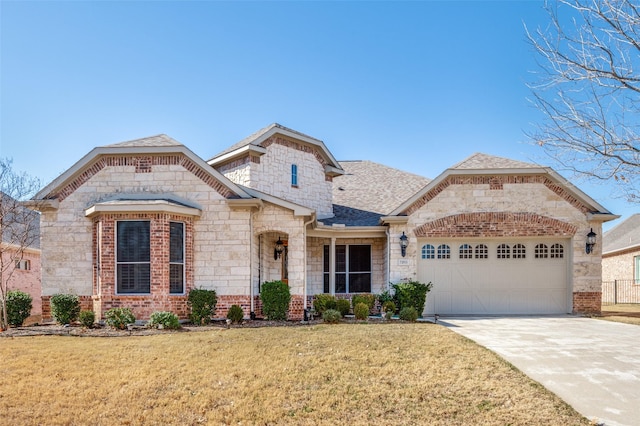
[
  {"xmin": 35, "ymin": 131, "xmax": 612, "ymax": 322},
  {"xmin": 217, "ymin": 135, "xmax": 334, "ymax": 218},
  {"xmin": 389, "ymin": 175, "xmax": 604, "ymax": 314}
]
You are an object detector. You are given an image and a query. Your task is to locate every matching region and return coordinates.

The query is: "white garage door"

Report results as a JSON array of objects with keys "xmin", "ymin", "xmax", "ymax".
[{"xmin": 418, "ymin": 239, "xmax": 570, "ymax": 315}]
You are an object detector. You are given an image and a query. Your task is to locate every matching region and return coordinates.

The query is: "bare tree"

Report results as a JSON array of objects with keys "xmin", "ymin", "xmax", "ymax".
[
  {"xmin": 0, "ymin": 158, "xmax": 41, "ymax": 330},
  {"xmin": 526, "ymin": 0, "xmax": 640, "ymax": 201}
]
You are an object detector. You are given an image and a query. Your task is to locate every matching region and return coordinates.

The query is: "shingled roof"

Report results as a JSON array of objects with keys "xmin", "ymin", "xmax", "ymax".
[
  {"xmin": 208, "ymin": 123, "xmax": 323, "ymax": 161},
  {"xmin": 105, "ymin": 134, "xmax": 182, "ymax": 148},
  {"xmin": 452, "ymin": 153, "xmax": 539, "ymax": 170},
  {"xmin": 322, "ymin": 160, "xmax": 430, "ymax": 226},
  {"xmin": 603, "ymin": 214, "xmax": 640, "ymax": 254}
]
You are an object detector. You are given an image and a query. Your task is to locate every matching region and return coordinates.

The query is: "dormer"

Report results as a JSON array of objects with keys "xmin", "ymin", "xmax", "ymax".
[{"xmin": 208, "ymin": 124, "xmax": 344, "ymax": 219}]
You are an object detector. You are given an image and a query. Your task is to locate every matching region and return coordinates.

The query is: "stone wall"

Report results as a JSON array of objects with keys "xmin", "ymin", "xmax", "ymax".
[
  {"xmin": 394, "ymin": 175, "xmax": 604, "ymax": 314},
  {"xmin": 238, "ymin": 136, "xmax": 334, "ymax": 218},
  {"xmin": 39, "ymin": 154, "xmax": 253, "ymax": 319}
]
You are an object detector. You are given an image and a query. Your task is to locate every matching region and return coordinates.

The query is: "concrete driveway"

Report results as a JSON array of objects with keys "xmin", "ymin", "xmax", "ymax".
[{"xmin": 440, "ymin": 316, "xmax": 640, "ymax": 426}]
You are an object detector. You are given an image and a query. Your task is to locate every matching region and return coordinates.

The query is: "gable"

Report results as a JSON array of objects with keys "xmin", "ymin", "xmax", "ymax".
[
  {"xmin": 34, "ymin": 137, "xmax": 251, "ymax": 204},
  {"xmin": 389, "ymin": 153, "xmax": 613, "ymax": 219},
  {"xmin": 208, "ymin": 123, "xmax": 343, "ymax": 178}
]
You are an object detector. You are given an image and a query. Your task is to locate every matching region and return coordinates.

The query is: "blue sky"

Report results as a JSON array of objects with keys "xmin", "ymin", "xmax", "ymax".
[{"xmin": 1, "ymin": 0, "xmax": 635, "ymax": 230}]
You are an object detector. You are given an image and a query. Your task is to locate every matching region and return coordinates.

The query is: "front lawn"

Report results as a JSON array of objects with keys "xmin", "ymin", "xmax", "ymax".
[
  {"xmin": 600, "ymin": 303, "xmax": 640, "ymax": 325},
  {"xmin": 0, "ymin": 323, "xmax": 590, "ymax": 425}
]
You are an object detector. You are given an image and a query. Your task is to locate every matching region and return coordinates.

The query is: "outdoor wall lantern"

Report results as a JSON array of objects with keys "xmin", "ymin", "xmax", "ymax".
[
  {"xmin": 585, "ymin": 228, "xmax": 597, "ymax": 254},
  {"xmin": 400, "ymin": 232, "xmax": 408, "ymax": 257},
  {"xmin": 274, "ymin": 236, "xmax": 285, "ymax": 260}
]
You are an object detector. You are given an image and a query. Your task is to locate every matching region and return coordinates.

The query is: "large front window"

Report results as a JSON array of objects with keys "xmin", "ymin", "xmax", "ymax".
[
  {"xmin": 117, "ymin": 221, "xmax": 151, "ymax": 294},
  {"xmin": 323, "ymin": 244, "xmax": 371, "ymax": 293}
]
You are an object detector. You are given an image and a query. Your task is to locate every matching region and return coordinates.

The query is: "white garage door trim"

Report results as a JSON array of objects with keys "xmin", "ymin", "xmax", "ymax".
[{"xmin": 418, "ymin": 238, "xmax": 571, "ymax": 315}]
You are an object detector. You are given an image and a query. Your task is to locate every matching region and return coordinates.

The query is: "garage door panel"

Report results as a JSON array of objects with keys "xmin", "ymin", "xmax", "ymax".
[{"xmin": 419, "ymin": 239, "xmax": 570, "ymax": 316}]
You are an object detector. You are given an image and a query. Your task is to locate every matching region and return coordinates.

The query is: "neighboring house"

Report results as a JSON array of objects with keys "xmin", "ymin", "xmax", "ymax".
[
  {"xmin": 1, "ymin": 193, "xmax": 42, "ymax": 320},
  {"xmin": 29, "ymin": 124, "xmax": 617, "ymax": 321},
  {"xmin": 602, "ymin": 214, "xmax": 640, "ymax": 304}
]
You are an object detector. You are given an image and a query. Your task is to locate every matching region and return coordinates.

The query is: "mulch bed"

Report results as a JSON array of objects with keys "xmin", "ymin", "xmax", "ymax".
[
  {"xmin": 0, "ymin": 317, "xmax": 400, "ymax": 338},
  {"xmin": 0, "ymin": 319, "xmax": 331, "ymax": 338}
]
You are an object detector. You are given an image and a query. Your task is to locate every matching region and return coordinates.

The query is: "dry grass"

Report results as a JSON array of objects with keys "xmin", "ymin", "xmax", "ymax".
[
  {"xmin": 601, "ymin": 303, "xmax": 640, "ymax": 313},
  {"xmin": 0, "ymin": 323, "xmax": 590, "ymax": 425},
  {"xmin": 600, "ymin": 304, "xmax": 640, "ymax": 325}
]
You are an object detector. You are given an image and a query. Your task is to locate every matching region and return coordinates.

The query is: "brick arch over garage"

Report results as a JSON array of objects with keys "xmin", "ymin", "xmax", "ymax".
[{"xmin": 413, "ymin": 212, "xmax": 577, "ymax": 238}]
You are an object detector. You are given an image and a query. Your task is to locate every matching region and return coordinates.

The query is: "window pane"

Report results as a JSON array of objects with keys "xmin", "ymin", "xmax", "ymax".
[
  {"xmin": 475, "ymin": 244, "xmax": 488, "ymax": 259},
  {"xmin": 422, "ymin": 244, "xmax": 435, "ymax": 259},
  {"xmin": 323, "ymin": 274, "xmax": 329, "ymax": 293},
  {"xmin": 459, "ymin": 244, "xmax": 473, "ymax": 259},
  {"xmin": 117, "ymin": 221, "xmax": 150, "ymax": 262},
  {"xmin": 535, "ymin": 244, "xmax": 548, "ymax": 259},
  {"xmin": 550, "ymin": 243, "xmax": 564, "ymax": 258},
  {"xmin": 437, "ymin": 244, "xmax": 450, "ymax": 259},
  {"xmin": 335, "ymin": 245, "xmax": 346, "ymax": 272},
  {"xmin": 170, "ymin": 264, "xmax": 184, "ymax": 294},
  {"xmin": 170, "ymin": 222, "xmax": 184, "ymax": 263},
  {"xmin": 117, "ymin": 264, "xmax": 150, "ymax": 293},
  {"xmin": 335, "ymin": 274, "xmax": 346, "ymax": 293},
  {"xmin": 349, "ymin": 273, "xmax": 371, "ymax": 293},
  {"xmin": 349, "ymin": 245, "xmax": 371, "ymax": 272},
  {"xmin": 513, "ymin": 244, "xmax": 526, "ymax": 259},
  {"xmin": 323, "ymin": 245, "xmax": 330, "ymax": 272},
  {"xmin": 497, "ymin": 244, "xmax": 510, "ymax": 259}
]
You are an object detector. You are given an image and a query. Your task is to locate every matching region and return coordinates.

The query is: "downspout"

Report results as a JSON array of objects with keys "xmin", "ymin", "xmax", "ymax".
[{"xmin": 303, "ymin": 213, "xmax": 316, "ymax": 313}]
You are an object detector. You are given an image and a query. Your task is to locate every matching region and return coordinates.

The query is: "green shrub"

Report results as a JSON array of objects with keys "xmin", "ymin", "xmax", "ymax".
[
  {"xmin": 188, "ymin": 288, "xmax": 217, "ymax": 325},
  {"xmin": 104, "ymin": 307, "xmax": 136, "ymax": 330},
  {"xmin": 392, "ymin": 281, "xmax": 432, "ymax": 316},
  {"xmin": 260, "ymin": 280, "xmax": 291, "ymax": 321},
  {"xmin": 335, "ymin": 299, "xmax": 351, "ymax": 317},
  {"xmin": 148, "ymin": 311, "xmax": 181, "ymax": 330},
  {"xmin": 382, "ymin": 300, "xmax": 396, "ymax": 316},
  {"xmin": 354, "ymin": 302, "xmax": 369, "ymax": 320},
  {"xmin": 50, "ymin": 293, "xmax": 80, "ymax": 325},
  {"xmin": 322, "ymin": 309, "xmax": 342, "ymax": 324},
  {"xmin": 385, "ymin": 310, "xmax": 394, "ymax": 320},
  {"xmin": 351, "ymin": 294, "xmax": 376, "ymax": 310},
  {"xmin": 6, "ymin": 290, "xmax": 32, "ymax": 327},
  {"xmin": 377, "ymin": 289, "xmax": 394, "ymax": 306},
  {"xmin": 313, "ymin": 294, "xmax": 337, "ymax": 315},
  {"xmin": 227, "ymin": 304, "xmax": 244, "ymax": 324},
  {"xmin": 78, "ymin": 310, "xmax": 95, "ymax": 328},
  {"xmin": 399, "ymin": 306, "xmax": 419, "ymax": 322}
]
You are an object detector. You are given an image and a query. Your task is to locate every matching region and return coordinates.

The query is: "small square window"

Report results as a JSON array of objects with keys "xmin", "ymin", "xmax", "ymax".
[{"xmin": 15, "ymin": 259, "xmax": 31, "ymax": 270}]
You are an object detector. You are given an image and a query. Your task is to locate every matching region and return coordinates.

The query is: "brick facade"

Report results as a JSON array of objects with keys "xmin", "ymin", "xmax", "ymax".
[
  {"xmin": 572, "ymin": 292, "xmax": 602, "ymax": 314},
  {"xmin": 2, "ymin": 248, "xmax": 42, "ymax": 319},
  {"xmin": 602, "ymin": 247, "xmax": 640, "ymax": 282}
]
